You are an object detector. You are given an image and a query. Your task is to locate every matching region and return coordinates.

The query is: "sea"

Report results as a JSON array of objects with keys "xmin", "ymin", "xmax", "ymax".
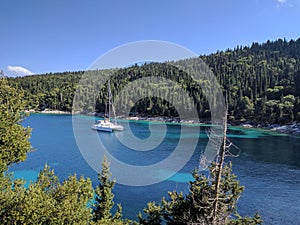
[{"xmin": 10, "ymin": 114, "xmax": 300, "ymax": 225}]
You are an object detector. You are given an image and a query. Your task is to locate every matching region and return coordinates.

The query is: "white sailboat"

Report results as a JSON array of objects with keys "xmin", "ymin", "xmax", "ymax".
[{"xmin": 91, "ymin": 80, "xmax": 124, "ymax": 132}]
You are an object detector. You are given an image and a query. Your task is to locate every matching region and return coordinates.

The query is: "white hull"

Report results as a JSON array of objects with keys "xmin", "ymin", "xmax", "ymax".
[
  {"xmin": 111, "ymin": 124, "xmax": 124, "ymax": 131},
  {"xmin": 92, "ymin": 120, "xmax": 124, "ymax": 132},
  {"xmin": 91, "ymin": 124, "xmax": 113, "ymax": 132}
]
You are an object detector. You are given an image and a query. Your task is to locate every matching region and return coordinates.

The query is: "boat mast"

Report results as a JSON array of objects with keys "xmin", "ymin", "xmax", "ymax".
[
  {"xmin": 108, "ymin": 79, "xmax": 117, "ymax": 124},
  {"xmin": 108, "ymin": 80, "xmax": 111, "ymax": 120}
]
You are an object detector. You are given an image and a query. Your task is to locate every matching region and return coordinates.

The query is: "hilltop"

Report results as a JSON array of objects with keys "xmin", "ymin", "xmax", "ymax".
[{"xmin": 7, "ymin": 38, "xmax": 300, "ymax": 127}]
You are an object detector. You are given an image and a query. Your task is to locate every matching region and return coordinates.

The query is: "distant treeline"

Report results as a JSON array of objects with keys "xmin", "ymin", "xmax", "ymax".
[{"xmin": 8, "ymin": 38, "xmax": 300, "ymax": 124}]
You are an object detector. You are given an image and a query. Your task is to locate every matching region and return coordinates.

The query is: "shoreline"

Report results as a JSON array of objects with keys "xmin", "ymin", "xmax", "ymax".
[
  {"xmin": 27, "ymin": 109, "xmax": 71, "ymax": 115},
  {"xmin": 238, "ymin": 122, "xmax": 300, "ymax": 136},
  {"xmin": 28, "ymin": 109, "xmax": 300, "ymax": 135},
  {"xmin": 120, "ymin": 117, "xmax": 300, "ymax": 135}
]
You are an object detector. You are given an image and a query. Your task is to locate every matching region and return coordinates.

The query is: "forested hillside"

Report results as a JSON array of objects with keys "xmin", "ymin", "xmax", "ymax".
[
  {"xmin": 202, "ymin": 38, "xmax": 300, "ymax": 124},
  {"xmin": 8, "ymin": 38, "xmax": 300, "ymax": 124}
]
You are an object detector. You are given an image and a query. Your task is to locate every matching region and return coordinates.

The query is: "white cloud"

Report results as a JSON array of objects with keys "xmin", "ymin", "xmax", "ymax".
[
  {"xmin": 275, "ymin": 0, "xmax": 293, "ymax": 7},
  {"xmin": 275, "ymin": 0, "xmax": 291, "ymax": 8},
  {"xmin": 275, "ymin": 0, "xmax": 286, "ymax": 7},
  {"xmin": 7, "ymin": 65, "xmax": 34, "ymax": 76}
]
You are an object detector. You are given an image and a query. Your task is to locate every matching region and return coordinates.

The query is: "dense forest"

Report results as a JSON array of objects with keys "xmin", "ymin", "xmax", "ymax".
[{"xmin": 7, "ymin": 38, "xmax": 300, "ymax": 125}]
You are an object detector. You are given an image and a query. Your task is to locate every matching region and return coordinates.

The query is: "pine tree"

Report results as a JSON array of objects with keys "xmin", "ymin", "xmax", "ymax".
[
  {"xmin": 138, "ymin": 112, "xmax": 262, "ymax": 225},
  {"xmin": 94, "ymin": 155, "xmax": 123, "ymax": 222}
]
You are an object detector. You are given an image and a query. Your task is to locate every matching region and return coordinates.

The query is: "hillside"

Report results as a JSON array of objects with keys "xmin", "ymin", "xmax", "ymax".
[{"xmin": 8, "ymin": 38, "xmax": 300, "ymax": 125}]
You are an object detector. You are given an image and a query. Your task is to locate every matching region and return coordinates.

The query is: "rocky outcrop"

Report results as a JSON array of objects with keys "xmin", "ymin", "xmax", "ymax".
[{"xmin": 270, "ymin": 123, "xmax": 300, "ymax": 135}]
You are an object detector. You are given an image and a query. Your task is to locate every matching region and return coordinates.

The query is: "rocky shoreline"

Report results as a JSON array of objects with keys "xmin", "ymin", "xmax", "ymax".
[
  {"xmin": 239, "ymin": 122, "xmax": 300, "ymax": 135},
  {"xmin": 29, "ymin": 110, "xmax": 300, "ymax": 135},
  {"xmin": 118, "ymin": 115, "xmax": 300, "ymax": 135},
  {"xmin": 27, "ymin": 109, "xmax": 71, "ymax": 114}
]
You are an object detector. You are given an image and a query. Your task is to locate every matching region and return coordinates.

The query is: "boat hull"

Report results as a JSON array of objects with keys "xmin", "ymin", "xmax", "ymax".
[
  {"xmin": 111, "ymin": 124, "xmax": 124, "ymax": 131},
  {"xmin": 91, "ymin": 124, "xmax": 113, "ymax": 132},
  {"xmin": 91, "ymin": 121, "xmax": 124, "ymax": 132}
]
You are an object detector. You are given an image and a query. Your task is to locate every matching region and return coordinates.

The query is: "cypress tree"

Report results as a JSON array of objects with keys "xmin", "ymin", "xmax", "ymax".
[{"xmin": 94, "ymin": 155, "xmax": 122, "ymax": 222}]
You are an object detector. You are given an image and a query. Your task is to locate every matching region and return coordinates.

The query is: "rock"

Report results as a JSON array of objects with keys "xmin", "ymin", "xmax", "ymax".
[{"xmin": 242, "ymin": 124, "xmax": 253, "ymax": 128}]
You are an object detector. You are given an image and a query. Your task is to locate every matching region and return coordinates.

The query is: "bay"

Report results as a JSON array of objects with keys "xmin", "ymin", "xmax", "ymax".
[{"xmin": 11, "ymin": 114, "xmax": 300, "ymax": 224}]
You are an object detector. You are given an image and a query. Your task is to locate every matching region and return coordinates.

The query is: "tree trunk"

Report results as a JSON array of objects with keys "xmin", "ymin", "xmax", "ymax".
[{"xmin": 212, "ymin": 110, "xmax": 227, "ymax": 225}]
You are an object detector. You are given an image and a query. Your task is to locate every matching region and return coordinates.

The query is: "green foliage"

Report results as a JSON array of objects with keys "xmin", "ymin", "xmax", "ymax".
[
  {"xmin": 137, "ymin": 201, "xmax": 164, "ymax": 225},
  {"xmin": 7, "ymin": 38, "xmax": 300, "ymax": 125},
  {"xmin": 0, "ymin": 160, "xmax": 135, "ymax": 225},
  {"xmin": 0, "ymin": 78, "xmax": 32, "ymax": 174},
  {"xmin": 94, "ymin": 155, "xmax": 123, "ymax": 222},
  {"xmin": 138, "ymin": 163, "xmax": 261, "ymax": 225},
  {"xmin": 91, "ymin": 156, "xmax": 136, "ymax": 224},
  {"xmin": 8, "ymin": 71, "xmax": 83, "ymax": 112},
  {"xmin": 0, "ymin": 165, "xmax": 94, "ymax": 224},
  {"xmin": 227, "ymin": 213, "xmax": 262, "ymax": 225}
]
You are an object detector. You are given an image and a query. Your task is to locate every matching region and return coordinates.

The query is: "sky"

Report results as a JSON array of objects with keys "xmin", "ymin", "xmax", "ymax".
[{"xmin": 1, "ymin": 0, "xmax": 300, "ymax": 77}]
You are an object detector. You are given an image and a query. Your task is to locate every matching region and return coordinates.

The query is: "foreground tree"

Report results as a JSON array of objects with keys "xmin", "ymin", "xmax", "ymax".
[
  {"xmin": 1, "ymin": 160, "xmax": 134, "ymax": 225},
  {"xmin": 93, "ymin": 155, "xmax": 130, "ymax": 224},
  {"xmin": 138, "ymin": 114, "xmax": 262, "ymax": 225},
  {"xmin": 0, "ymin": 76, "xmax": 32, "ymax": 174},
  {"xmin": 138, "ymin": 163, "xmax": 261, "ymax": 225},
  {"xmin": 0, "ymin": 165, "xmax": 94, "ymax": 224}
]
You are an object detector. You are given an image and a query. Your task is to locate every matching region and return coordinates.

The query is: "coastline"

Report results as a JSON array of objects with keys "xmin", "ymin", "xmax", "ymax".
[
  {"xmin": 27, "ymin": 109, "xmax": 300, "ymax": 135},
  {"xmin": 120, "ymin": 117, "xmax": 300, "ymax": 135},
  {"xmin": 27, "ymin": 109, "xmax": 71, "ymax": 115}
]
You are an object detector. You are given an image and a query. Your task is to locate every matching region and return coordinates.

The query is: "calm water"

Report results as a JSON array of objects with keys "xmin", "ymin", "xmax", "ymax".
[{"xmin": 11, "ymin": 114, "xmax": 300, "ymax": 224}]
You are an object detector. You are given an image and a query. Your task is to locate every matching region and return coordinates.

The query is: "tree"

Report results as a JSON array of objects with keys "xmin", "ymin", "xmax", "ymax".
[
  {"xmin": 0, "ymin": 77, "xmax": 32, "ymax": 174},
  {"xmin": 138, "ymin": 112, "xmax": 262, "ymax": 225},
  {"xmin": 0, "ymin": 165, "xmax": 94, "ymax": 225},
  {"xmin": 94, "ymin": 155, "xmax": 123, "ymax": 223},
  {"xmin": 138, "ymin": 163, "xmax": 262, "ymax": 225},
  {"xmin": 239, "ymin": 96, "xmax": 254, "ymax": 119}
]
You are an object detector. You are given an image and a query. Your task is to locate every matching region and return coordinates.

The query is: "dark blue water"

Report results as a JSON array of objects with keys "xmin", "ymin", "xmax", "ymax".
[{"xmin": 11, "ymin": 114, "xmax": 300, "ymax": 224}]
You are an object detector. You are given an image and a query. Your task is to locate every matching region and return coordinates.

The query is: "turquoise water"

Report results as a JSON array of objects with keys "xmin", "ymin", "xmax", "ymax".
[{"xmin": 11, "ymin": 114, "xmax": 300, "ymax": 224}]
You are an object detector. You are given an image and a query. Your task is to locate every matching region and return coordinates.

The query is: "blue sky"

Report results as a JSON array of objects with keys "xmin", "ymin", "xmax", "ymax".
[{"xmin": 1, "ymin": 0, "xmax": 300, "ymax": 76}]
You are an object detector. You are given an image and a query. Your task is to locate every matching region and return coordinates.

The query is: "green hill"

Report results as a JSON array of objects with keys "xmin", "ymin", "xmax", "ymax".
[{"xmin": 8, "ymin": 38, "xmax": 300, "ymax": 124}]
